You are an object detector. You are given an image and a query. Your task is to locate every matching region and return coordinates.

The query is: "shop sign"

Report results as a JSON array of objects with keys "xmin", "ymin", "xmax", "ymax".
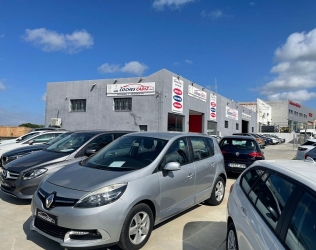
[
  {"xmin": 106, "ymin": 82, "xmax": 155, "ymax": 96},
  {"xmin": 309, "ymin": 113, "xmax": 313, "ymax": 117},
  {"xmin": 188, "ymin": 85, "xmax": 207, "ymax": 102},
  {"xmin": 172, "ymin": 77, "xmax": 183, "ymax": 114},
  {"xmin": 242, "ymin": 113, "xmax": 251, "ymax": 120},
  {"xmin": 289, "ymin": 100, "xmax": 301, "ymax": 108},
  {"xmin": 226, "ymin": 106, "xmax": 238, "ymax": 120},
  {"xmin": 210, "ymin": 94, "xmax": 217, "ymax": 121}
]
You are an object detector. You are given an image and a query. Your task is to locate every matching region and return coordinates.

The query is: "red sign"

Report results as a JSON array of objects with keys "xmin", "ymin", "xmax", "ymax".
[
  {"xmin": 173, "ymin": 102, "xmax": 182, "ymax": 109},
  {"xmin": 173, "ymin": 88, "xmax": 182, "ymax": 95},
  {"xmin": 211, "ymin": 113, "xmax": 216, "ymax": 118},
  {"xmin": 211, "ymin": 102, "xmax": 216, "ymax": 107},
  {"xmin": 289, "ymin": 101, "xmax": 301, "ymax": 108},
  {"xmin": 309, "ymin": 113, "xmax": 313, "ymax": 117}
]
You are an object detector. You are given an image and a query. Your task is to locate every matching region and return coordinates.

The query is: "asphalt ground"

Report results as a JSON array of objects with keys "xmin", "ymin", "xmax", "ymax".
[{"xmin": 0, "ymin": 142, "xmax": 298, "ymax": 250}]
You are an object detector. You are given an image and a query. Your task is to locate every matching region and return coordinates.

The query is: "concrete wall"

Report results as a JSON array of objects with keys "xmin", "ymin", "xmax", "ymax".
[{"xmin": 0, "ymin": 126, "xmax": 31, "ymax": 139}]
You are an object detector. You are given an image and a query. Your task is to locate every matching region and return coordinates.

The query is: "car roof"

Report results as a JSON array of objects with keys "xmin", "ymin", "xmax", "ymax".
[
  {"xmin": 123, "ymin": 132, "xmax": 211, "ymax": 140},
  {"xmin": 251, "ymin": 160, "xmax": 316, "ymax": 190},
  {"xmin": 71, "ymin": 130, "xmax": 134, "ymax": 136},
  {"xmin": 221, "ymin": 135, "xmax": 256, "ymax": 140}
]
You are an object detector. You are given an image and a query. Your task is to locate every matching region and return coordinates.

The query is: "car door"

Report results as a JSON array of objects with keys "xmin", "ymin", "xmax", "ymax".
[
  {"xmin": 158, "ymin": 137, "xmax": 195, "ymax": 220},
  {"xmin": 236, "ymin": 169, "xmax": 297, "ymax": 250},
  {"xmin": 189, "ymin": 136, "xmax": 217, "ymax": 203}
]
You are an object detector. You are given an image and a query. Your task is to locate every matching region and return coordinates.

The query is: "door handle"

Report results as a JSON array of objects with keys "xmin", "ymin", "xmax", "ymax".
[
  {"xmin": 187, "ymin": 173, "xmax": 193, "ymax": 179},
  {"xmin": 241, "ymin": 207, "xmax": 247, "ymax": 217}
]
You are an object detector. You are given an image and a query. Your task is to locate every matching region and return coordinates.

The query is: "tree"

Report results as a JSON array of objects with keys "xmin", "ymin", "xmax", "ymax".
[{"xmin": 18, "ymin": 123, "xmax": 44, "ymax": 128}]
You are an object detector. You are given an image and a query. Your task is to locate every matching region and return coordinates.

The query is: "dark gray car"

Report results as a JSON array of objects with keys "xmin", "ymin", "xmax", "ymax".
[{"xmin": 0, "ymin": 131, "xmax": 131, "ymax": 199}]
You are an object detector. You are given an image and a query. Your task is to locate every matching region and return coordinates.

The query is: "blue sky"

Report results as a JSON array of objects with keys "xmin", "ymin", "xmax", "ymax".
[{"xmin": 1, "ymin": 0, "xmax": 316, "ymax": 126}]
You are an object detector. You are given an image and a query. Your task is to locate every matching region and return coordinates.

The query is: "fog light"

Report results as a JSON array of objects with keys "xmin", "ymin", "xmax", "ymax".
[{"xmin": 68, "ymin": 230, "xmax": 102, "ymax": 240}]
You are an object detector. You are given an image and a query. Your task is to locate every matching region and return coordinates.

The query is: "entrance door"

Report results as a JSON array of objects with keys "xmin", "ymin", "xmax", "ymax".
[
  {"xmin": 189, "ymin": 110, "xmax": 203, "ymax": 133},
  {"xmin": 242, "ymin": 120, "xmax": 249, "ymax": 133}
]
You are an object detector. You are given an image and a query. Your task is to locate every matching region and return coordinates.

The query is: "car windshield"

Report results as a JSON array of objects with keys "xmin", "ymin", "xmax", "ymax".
[
  {"xmin": 17, "ymin": 132, "xmax": 40, "ymax": 142},
  {"xmin": 46, "ymin": 133, "xmax": 94, "ymax": 153},
  {"xmin": 220, "ymin": 139, "xmax": 257, "ymax": 150},
  {"xmin": 85, "ymin": 136, "xmax": 168, "ymax": 171},
  {"xmin": 46, "ymin": 132, "xmax": 73, "ymax": 146}
]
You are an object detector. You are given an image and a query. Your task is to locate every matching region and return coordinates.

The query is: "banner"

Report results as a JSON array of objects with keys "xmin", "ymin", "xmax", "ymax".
[
  {"xmin": 226, "ymin": 106, "xmax": 238, "ymax": 120},
  {"xmin": 242, "ymin": 113, "xmax": 251, "ymax": 120},
  {"xmin": 210, "ymin": 94, "xmax": 217, "ymax": 121},
  {"xmin": 172, "ymin": 77, "xmax": 184, "ymax": 114},
  {"xmin": 107, "ymin": 82, "xmax": 155, "ymax": 96},
  {"xmin": 188, "ymin": 85, "xmax": 207, "ymax": 102}
]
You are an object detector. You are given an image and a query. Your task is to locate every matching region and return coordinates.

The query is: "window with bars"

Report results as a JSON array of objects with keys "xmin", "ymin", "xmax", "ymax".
[
  {"xmin": 70, "ymin": 99, "xmax": 86, "ymax": 112},
  {"xmin": 114, "ymin": 98, "xmax": 132, "ymax": 111}
]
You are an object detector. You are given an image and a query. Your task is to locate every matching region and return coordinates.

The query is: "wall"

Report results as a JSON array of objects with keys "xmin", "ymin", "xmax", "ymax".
[{"xmin": 0, "ymin": 126, "xmax": 31, "ymax": 138}]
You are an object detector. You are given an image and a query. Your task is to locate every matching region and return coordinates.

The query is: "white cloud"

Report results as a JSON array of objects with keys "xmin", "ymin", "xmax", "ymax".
[
  {"xmin": 185, "ymin": 59, "xmax": 193, "ymax": 64},
  {"xmin": 0, "ymin": 82, "xmax": 5, "ymax": 91},
  {"xmin": 121, "ymin": 61, "xmax": 148, "ymax": 76},
  {"xmin": 98, "ymin": 63, "xmax": 120, "ymax": 74},
  {"xmin": 152, "ymin": 0, "xmax": 195, "ymax": 10},
  {"xmin": 98, "ymin": 61, "xmax": 148, "ymax": 76},
  {"xmin": 266, "ymin": 89, "xmax": 316, "ymax": 102},
  {"xmin": 173, "ymin": 62, "xmax": 180, "ymax": 66},
  {"xmin": 22, "ymin": 28, "xmax": 93, "ymax": 54},
  {"xmin": 41, "ymin": 92, "xmax": 46, "ymax": 101},
  {"xmin": 201, "ymin": 10, "xmax": 226, "ymax": 19},
  {"xmin": 261, "ymin": 28, "xmax": 316, "ymax": 103}
]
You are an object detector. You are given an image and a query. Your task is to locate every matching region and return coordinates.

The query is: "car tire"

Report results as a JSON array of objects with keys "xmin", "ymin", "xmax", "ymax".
[
  {"xmin": 226, "ymin": 222, "xmax": 238, "ymax": 250},
  {"xmin": 206, "ymin": 176, "xmax": 225, "ymax": 205},
  {"xmin": 118, "ymin": 203, "xmax": 154, "ymax": 250}
]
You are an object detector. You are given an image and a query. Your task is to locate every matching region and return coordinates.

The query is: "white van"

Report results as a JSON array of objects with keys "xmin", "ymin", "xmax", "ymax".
[{"xmin": 300, "ymin": 129, "xmax": 316, "ymax": 139}]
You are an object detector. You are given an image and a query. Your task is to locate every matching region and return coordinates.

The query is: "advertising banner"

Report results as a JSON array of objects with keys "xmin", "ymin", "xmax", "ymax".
[
  {"xmin": 172, "ymin": 77, "xmax": 184, "ymax": 114},
  {"xmin": 106, "ymin": 82, "xmax": 155, "ymax": 96},
  {"xmin": 226, "ymin": 106, "xmax": 238, "ymax": 120},
  {"xmin": 188, "ymin": 85, "xmax": 207, "ymax": 102},
  {"xmin": 242, "ymin": 113, "xmax": 251, "ymax": 120},
  {"xmin": 210, "ymin": 94, "xmax": 217, "ymax": 121}
]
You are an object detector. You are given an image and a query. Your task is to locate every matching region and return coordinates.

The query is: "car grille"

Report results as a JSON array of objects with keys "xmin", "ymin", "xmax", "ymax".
[
  {"xmin": 38, "ymin": 188, "xmax": 79, "ymax": 208},
  {"xmin": 1, "ymin": 169, "xmax": 19, "ymax": 180},
  {"xmin": 35, "ymin": 217, "xmax": 70, "ymax": 239}
]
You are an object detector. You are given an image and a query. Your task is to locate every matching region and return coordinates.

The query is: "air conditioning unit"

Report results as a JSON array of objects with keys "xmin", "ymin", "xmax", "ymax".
[{"xmin": 50, "ymin": 118, "xmax": 62, "ymax": 127}]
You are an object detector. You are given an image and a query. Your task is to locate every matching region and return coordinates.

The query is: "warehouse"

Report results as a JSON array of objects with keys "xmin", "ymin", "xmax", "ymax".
[{"xmin": 45, "ymin": 69, "xmax": 257, "ymax": 136}]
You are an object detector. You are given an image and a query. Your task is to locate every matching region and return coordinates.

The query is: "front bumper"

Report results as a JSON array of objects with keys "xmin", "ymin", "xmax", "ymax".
[{"xmin": 30, "ymin": 190, "xmax": 129, "ymax": 248}]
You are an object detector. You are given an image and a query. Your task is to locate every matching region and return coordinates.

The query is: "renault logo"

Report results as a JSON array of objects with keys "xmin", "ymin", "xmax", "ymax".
[
  {"xmin": 235, "ymin": 152, "xmax": 240, "ymax": 156},
  {"xmin": 2, "ymin": 170, "xmax": 7, "ymax": 179},
  {"xmin": 46, "ymin": 193, "xmax": 55, "ymax": 209}
]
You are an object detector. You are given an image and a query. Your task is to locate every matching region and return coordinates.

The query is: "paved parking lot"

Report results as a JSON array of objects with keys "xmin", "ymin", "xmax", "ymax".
[{"xmin": 0, "ymin": 143, "xmax": 297, "ymax": 250}]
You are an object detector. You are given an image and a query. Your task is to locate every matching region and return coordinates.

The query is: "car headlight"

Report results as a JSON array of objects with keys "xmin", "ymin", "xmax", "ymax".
[
  {"xmin": 22, "ymin": 168, "xmax": 47, "ymax": 180},
  {"xmin": 75, "ymin": 183, "xmax": 127, "ymax": 208}
]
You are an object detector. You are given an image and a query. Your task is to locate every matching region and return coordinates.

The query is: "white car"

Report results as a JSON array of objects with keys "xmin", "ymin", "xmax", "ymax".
[
  {"xmin": 295, "ymin": 138, "xmax": 316, "ymax": 160},
  {"xmin": 0, "ymin": 131, "xmax": 41, "ymax": 145},
  {"xmin": 227, "ymin": 160, "xmax": 316, "ymax": 250},
  {"xmin": 0, "ymin": 131, "xmax": 66, "ymax": 157}
]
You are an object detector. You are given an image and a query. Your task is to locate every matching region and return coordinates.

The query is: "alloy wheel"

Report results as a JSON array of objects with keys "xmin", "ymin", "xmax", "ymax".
[
  {"xmin": 215, "ymin": 180, "xmax": 224, "ymax": 201},
  {"xmin": 227, "ymin": 229, "xmax": 237, "ymax": 250},
  {"xmin": 129, "ymin": 211, "xmax": 150, "ymax": 245}
]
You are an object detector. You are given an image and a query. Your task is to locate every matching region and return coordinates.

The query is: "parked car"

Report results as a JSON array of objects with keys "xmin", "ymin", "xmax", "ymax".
[
  {"xmin": 219, "ymin": 135, "xmax": 264, "ymax": 173},
  {"xmin": 209, "ymin": 134, "xmax": 222, "ymax": 143},
  {"xmin": 0, "ymin": 132, "xmax": 74, "ymax": 168},
  {"xmin": 30, "ymin": 132, "xmax": 226, "ymax": 249},
  {"xmin": 226, "ymin": 159, "xmax": 316, "ymax": 250},
  {"xmin": 0, "ymin": 131, "xmax": 42, "ymax": 145},
  {"xmin": 257, "ymin": 134, "xmax": 273, "ymax": 145},
  {"xmin": 304, "ymin": 147, "xmax": 316, "ymax": 161},
  {"xmin": 0, "ymin": 131, "xmax": 131, "ymax": 199},
  {"xmin": 266, "ymin": 134, "xmax": 285, "ymax": 143},
  {"xmin": 29, "ymin": 127, "xmax": 66, "ymax": 132},
  {"xmin": 263, "ymin": 134, "xmax": 280, "ymax": 144},
  {"xmin": 0, "ymin": 131, "xmax": 67, "ymax": 158},
  {"xmin": 295, "ymin": 138, "xmax": 316, "ymax": 160},
  {"xmin": 232, "ymin": 133, "xmax": 265, "ymax": 146}
]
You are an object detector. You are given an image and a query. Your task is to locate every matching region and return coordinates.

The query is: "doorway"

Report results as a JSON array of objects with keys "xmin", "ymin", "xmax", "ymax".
[
  {"xmin": 242, "ymin": 120, "xmax": 249, "ymax": 133},
  {"xmin": 189, "ymin": 110, "xmax": 203, "ymax": 133}
]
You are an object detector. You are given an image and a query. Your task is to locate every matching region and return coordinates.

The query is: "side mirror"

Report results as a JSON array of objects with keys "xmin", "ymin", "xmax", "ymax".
[
  {"xmin": 164, "ymin": 162, "xmax": 181, "ymax": 171},
  {"xmin": 28, "ymin": 140, "xmax": 34, "ymax": 145},
  {"xmin": 85, "ymin": 148, "xmax": 97, "ymax": 157}
]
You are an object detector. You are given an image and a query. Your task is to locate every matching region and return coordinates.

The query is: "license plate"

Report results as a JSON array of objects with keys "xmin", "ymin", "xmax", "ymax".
[
  {"xmin": 228, "ymin": 163, "xmax": 246, "ymax": 168},
  {"xmin": 36, "ymin": 209, "xmax": 58, "ymax": 225}
]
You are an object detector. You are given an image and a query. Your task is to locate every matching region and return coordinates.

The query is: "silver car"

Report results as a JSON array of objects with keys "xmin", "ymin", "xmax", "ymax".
[
  {"xmin": 227, "ymin": 160, "xmax": 316, "ymax": 250},
  {"xmin": 30, "ymin": 132, "xmax": 226, "ymax": 249}
]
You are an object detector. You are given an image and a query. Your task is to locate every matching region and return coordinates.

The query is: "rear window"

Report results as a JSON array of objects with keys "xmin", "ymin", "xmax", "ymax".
[
  {"xmin": 220, "ymin": 139, "xmax": 258, "ymax": 150},
  {"xmin": 301, "ymin": 140, "xmax": 316, "ymax": 146}
]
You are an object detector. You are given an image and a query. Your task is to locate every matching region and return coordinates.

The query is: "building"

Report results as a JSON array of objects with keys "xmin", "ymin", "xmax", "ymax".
[
  {"xmin": 45, "ymin": 69, "xmax": 257, "ymax": 136},
  {"xmin": 239, "ymin": 99, "xmax": 316, "ymax": 132}
]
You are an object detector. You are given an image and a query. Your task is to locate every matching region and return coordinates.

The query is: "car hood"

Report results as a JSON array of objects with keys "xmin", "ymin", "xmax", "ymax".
[
  {"xmin": 46, "ymin": 163, "xmax": 137, "ymax": 192},
  {"xmin": 2, "ymin": 144, "xmax": 48, "ymax": 157},
  {"xmin": 5, "ymin": 150, "xmax": 69, "ymax": 173}
]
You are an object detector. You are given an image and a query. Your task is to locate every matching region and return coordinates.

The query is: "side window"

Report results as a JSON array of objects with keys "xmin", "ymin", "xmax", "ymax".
[
  {"xmin": 285, "ymin": 191, "xmax": 316, "ymax": 250},
  {"xmin": 28, "ymin": 133, "xmax": 55, "ymax": 143},
  {"xmin": 114, "ymin": 133, "xmax": 127, "ymax": 139},
  {"xmin": 86, "ymin": 134, "xmax": 114, "ymax": 150},
  {"xmin": 253, "ymin": 173, "xmax": 296, "ymax": 230},
  {"xmin": 207, "ymin": 138, "xmax": 215, "ymax": 157},
  {"xmin": 190, "ymin": 137, "xmax": 211, "ymax": 161},
  {"xmin": 240, "ymin": 168, "xmax": 265, "ymax": 194},
  {"xmin": 164, "ymin": 138, "xmax": 190, "ymax": 166}
]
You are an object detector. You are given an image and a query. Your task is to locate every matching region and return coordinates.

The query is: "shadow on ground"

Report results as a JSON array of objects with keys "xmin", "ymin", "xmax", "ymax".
[{"xmin": 0, "ymin": 191, "xmax": 31, "ymax": 205}]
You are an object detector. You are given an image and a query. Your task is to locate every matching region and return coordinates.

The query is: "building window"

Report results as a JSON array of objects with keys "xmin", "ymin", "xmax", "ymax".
[
  {"xmin": 70, "ymin": 99, "xmax": 86, "ymax": 112},
  {"xmin": 225, "ymin": 120, "xmax": 228, "ymax": 128},
  {"xmin": 114, "ymin": 98, "xmax": 132, "ymax": 111},
  {"xmin": 168, "ymin": 113, "xmax": 184, "ymax": 132},
  {"xmin": 139, "ymin": 125, "xmax": 147, "ymax": 131},
  {"xmin": 252, "ymin": 127, "xmax": 254, "ymax": 132},
  {"xmin": 236, "ymin": 123, "xmax": 239, "ymax": 130}
]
